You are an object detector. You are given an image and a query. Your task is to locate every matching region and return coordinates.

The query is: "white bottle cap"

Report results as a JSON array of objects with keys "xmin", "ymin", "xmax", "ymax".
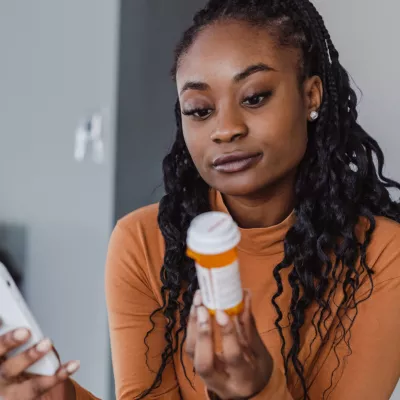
[{"xmin": 187, "ymin": 212, "xmax": 241, "ymax": 255}]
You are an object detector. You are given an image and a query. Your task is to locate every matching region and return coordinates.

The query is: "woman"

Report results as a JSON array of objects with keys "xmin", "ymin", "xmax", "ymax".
[{"xmin": 1, "ymin": 0, "xmax": 400, "ymax": 399}]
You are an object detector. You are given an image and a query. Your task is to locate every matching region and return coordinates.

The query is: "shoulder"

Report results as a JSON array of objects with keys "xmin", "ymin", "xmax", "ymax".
[
  {"xmin": 113, "ymin": 202, "xmax": 164, "ymax": 260},
  {"xmin": 366, "ymin": 216, "xmax": 400, "ymax": 259},
  {"xmin": 372, "ymin": 215, "xmax": 400, "ymax": 238},
  {"xmin": 361, "ymin": 216, "xmax": 400, "ymax": 283},
  {"xmin": 106, "ymin": 203, "xmax": 165, "ymax": 300},
  {"xmin": 117, "ymin": 202, "xmax": 160, "ymax": 237}
]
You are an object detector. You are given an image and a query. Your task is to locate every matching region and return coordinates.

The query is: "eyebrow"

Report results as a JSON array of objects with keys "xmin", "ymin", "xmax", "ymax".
[{"xmin": 179, "ymin": 62, "xmax": 275, "ymax": 95}]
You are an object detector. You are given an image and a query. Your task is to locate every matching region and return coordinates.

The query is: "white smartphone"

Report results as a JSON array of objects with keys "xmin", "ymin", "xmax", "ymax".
[{"xmin": 0, "ymin": 261, "xmax": 60, "ymax": 376}]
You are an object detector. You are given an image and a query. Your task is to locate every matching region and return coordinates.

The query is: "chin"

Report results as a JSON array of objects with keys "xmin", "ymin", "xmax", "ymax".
[{"xmin": 210, "ymin": 175, "xmax": 268, "ymax": 197}]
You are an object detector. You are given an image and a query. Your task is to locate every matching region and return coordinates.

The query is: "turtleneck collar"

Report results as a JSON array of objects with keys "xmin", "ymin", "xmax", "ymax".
[{"xmin": 209, "ymin": 188, "xmax": 296, "ymax": 256}]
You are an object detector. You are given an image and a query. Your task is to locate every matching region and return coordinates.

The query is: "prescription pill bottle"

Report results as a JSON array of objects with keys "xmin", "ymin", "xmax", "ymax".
[{"xmin": 186, "ymin": 212, "xmax": 244, "ymax": 315}]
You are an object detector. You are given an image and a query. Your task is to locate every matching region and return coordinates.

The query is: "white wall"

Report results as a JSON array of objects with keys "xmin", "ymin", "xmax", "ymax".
[
  {"xmin": 314, "ymin": 0, "xmax": 400, "ymax": 398},
  {"xmin": 0, "ymin": 1, "xmax": 119, "ymax": 398},
  {"xmin": 315, "ymin": 0, "xmax": 400, "ymax": 197}
]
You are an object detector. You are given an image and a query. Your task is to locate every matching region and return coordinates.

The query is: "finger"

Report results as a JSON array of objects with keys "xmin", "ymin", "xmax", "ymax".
[
  {"xmin": 0, "ymin": 338, "xmax": 53, "ymax": 380},
  {"xmin": 185, "ymin": 303, "xmax": 198, "ymax": 360},
  {"xmin": 194, "ymin": 307, "xmax": 218, "ymax": 380},
  {"xmin": 215, "ymin": 310, "xmax": 245, "ymax": 369},
  {"xmin": 238, "ymin": 289, "xmax": 251, "ymax": 337},
  {"xmin": 233, "ymin": 315, "xmax": 247, "ymax": 347},
  {"xmin": 193, "ymin": 290, "xmax": 203, "ymax": 308},
  {"xmin": 185, "ymin": 291, "xmax": 202, "ymax": 360},
  {"xmin": 16, "ymin": 360, "xmax": 80, "ymax": 399},
  {"xmin": 0, "ymin": 328, "xmax": 31, "ymax": 358},
  {"xmin": 55, "ymin": 360, "xmax": 80, "ymax": 380}
]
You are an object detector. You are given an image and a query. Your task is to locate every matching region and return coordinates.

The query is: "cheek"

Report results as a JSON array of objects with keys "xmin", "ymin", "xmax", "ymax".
[
  {"xmin": 252, "ymin": 94, "xmax": 308, "ymax": 166},
  {"xmin": 182, "ymin": 123, "xmax": 206, "ymax": 169},
  {"xmin": 269, "ymin": 118, "xmax": 307, "ymax": 159}
]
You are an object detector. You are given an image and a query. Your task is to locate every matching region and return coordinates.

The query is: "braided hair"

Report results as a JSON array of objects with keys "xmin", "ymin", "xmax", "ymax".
[{"xmin": 139, "ymin": 1, "xmax": 400, "ymax": 399}]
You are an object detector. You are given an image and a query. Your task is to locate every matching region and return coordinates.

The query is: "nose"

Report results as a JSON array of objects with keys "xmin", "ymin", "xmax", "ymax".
[{"xmin": 210, "ymin": 106, "xmax": 248, "ymax": 144}]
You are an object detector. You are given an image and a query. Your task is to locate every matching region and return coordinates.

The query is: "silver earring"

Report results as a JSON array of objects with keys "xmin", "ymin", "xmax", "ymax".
[{"xmin": 310, "ymin": 110, "xmax": 319, "ymax": 121}]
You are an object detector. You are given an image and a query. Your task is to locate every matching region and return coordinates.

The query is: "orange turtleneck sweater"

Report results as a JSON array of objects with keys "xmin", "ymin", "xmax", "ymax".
[{"xmin": 73, "ymin": 189, "xmax": 400, "ymax": 400}]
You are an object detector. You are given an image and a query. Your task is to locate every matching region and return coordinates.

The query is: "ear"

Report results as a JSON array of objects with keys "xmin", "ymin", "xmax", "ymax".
[{"xmin": 303, "ymin": 75, "xmax": 323, "ymax": 121}]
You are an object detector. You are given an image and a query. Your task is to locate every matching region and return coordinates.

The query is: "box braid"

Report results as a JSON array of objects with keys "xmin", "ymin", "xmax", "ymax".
[{"xmin": 138, "ymin": 1, "xmax": 400, "ymax": 399}]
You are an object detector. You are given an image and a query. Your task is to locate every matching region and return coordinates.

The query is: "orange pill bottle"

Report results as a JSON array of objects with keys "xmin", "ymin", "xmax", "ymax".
[{"xmin": 186, "ymin": 212, "xmax": 244, "ymax": 315}]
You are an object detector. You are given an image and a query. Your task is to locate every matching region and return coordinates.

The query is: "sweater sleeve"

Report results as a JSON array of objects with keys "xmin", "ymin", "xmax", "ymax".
[
  {"xmin": 304, "ymin": 230, "xmax": 400, "ymax": 400},
  {"xmin": 206, "ymin": 228, "xmax": 400, "ymax": 400},
  {"xmin": 248, "ymin": 276, "xmax": 400, "ymax": 399},
  {"xmin": 105, "ymin": 221, "xmax": 181, "ymax": 400},
  {"xmin": 306, "ymin": 276, "xmax": 400, "ymax": 399},
  {"xmin": 253, "ymin": 232, "xmax": 400, "ymax": 399},
  {"xmin": 71, "ymin": 380, "xmax": 100, "ymax": 400}
]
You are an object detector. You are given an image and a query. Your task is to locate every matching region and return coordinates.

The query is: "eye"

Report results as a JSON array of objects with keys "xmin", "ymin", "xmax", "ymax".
[
  {"xmin": 182, "ymin": 107, "xmax": 213, "ymax": 120},
  {"xmin": 242, "ymin": 91, "xmax": 273, "ymax": 108}
]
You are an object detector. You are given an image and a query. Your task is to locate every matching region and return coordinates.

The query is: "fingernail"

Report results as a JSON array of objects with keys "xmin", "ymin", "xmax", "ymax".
[
  {"xmin": 36, "ymin": 338, "xmax": 52, "ymax": 353},
  {"xmin": 66, "ymin": 360, "xmax": 80, "ymax": 374},
  {"xmin": 215, "ymin": 310, "xmax": 230, "ymax": 326},
  {"xmin": 193, "ymin": 290, "xmax": 202, "ymax": 307},
  {"xmin": 14, "ymin": 328, "xmax": 29, "ymax": 341},
  {"xmin": 197, "ymin": 306, "xmax": 209, "ymax": 325}
]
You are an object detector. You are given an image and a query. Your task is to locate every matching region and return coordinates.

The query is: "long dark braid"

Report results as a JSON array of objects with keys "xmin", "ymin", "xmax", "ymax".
[{"xmin": 139, "ymin": 1, "xmax": 400, "ymax": 399}]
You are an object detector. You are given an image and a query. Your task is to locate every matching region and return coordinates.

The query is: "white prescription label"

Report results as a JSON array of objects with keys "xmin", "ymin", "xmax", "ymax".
[{"xmin": 195, "ymin": 261, "xmax": 243, "ymax": 310}]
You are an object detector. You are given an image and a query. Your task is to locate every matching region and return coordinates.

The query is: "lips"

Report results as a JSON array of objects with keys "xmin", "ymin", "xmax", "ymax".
[{"xmin": 212, "ymin": 151, "xmax": 262, "ymax": 173}]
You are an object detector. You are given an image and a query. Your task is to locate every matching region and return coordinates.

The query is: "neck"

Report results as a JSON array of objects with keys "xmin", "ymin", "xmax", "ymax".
[{"xmin": 221, "ymin": 173, "xmax": 296, "ymax": 229}]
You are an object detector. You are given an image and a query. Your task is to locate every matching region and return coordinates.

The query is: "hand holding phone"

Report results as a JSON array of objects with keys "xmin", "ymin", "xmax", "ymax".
[{"xmin": 0, "ymin": 261, "xmax": 80, "ymax": 399}]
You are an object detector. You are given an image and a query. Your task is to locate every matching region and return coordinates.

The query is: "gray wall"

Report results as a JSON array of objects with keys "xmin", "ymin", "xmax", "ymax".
[
  {"xmin": 315, "ymin": 0, "xmax": 400, "ymax": 397},
  {"xmin": 0, "ymin": 1, "xmax": 119, "ymax": 398},
  {"xmin": 114, "ymin": 0, "xmax": 207, "ymax": 220}
]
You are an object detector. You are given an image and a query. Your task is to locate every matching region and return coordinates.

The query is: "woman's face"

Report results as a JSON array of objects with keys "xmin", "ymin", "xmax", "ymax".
[{"xmin": 176, "ymin": 20, "xmax": 322, "ymax": 197}]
